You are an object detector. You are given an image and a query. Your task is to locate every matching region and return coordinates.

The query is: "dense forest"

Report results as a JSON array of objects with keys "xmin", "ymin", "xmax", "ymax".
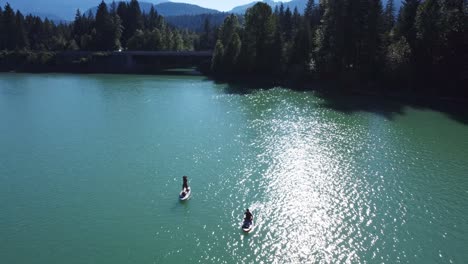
[
  {"xmin": 0, "ymin": 0, "xmax": 466, "ymax": 97},
  {"xmin": 212, "ymin": 0, "xmax": 467, "ymax": 96},
  {"xmin": 0, "ymin": 0, "xmax": 206, "ymax": 51}
]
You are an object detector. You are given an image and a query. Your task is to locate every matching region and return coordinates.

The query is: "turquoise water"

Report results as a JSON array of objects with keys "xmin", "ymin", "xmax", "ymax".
[{"xmin": 0, "ymin": 73, "xmax": 467, "ymax": 263}]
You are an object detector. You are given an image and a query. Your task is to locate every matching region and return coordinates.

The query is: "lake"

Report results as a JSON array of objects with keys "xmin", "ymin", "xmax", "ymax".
[{"xmin": 1, "ymin": 73, "xmax": 467, "ymax": 263}]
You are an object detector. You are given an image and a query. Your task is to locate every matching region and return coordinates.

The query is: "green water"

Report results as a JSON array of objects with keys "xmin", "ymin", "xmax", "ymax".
[{"xmin": 0, "ymin": 73, "xmax": 467, "ymax": 263}]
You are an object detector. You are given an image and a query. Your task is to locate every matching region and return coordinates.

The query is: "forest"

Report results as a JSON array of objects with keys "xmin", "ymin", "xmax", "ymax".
[
  {"xmin": 212, "ymin": 0, "xmax": 467, "ymax": 97},
  {"xmin": 0, "ymin": 0, "xmax": 466, "ymax": 97},
  {"xmin": 0, "ymin": 0, "xmax": 206, "ymax": 51}
]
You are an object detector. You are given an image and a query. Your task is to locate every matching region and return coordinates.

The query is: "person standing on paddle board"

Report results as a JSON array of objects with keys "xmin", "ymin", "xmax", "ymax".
[
  {"xmin": 244, "ymin": 209, "xmax": 253, "ymax": 222},
  {"xmin": 182, "ymin": 176, "xmax": 189, "ymax": 192}
]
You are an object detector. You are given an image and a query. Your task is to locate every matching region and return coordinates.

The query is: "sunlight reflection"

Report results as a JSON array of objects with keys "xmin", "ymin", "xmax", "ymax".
[{"xmin": 242, "ymin": 91, "xmax": 377, "ymax": 263}]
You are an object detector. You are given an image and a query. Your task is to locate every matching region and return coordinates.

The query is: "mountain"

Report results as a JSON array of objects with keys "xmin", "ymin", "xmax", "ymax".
[
  {"xmin": 154, "ymin": 2, "xmax": 219, "ymax": 16},
  {"xmin": 230, "ymin": 0, "xmax": 275, "ymax": 14},
  {"xmin": 230, "ymin": 0, "xmax": 307, "ymax": 14},
  {"xmin": 230, "ymin": 0, "xmax": 402, "ymax": 14},
  {"xmin": 0, "ymin": 0, "xmax": 168, "ymax": 21},
  {"xmin": 30, "ymin": 12, "xmax": 67, "ymax": 23},
  {"xmin": 86, "ymin": 1, "xmax": 156, "ymax": 16},
  {"xmin": 86, "ymin": 1, "xmax": 219, "ymax": 17}
]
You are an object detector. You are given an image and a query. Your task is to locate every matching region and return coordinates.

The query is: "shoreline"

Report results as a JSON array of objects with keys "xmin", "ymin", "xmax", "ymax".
[{"xmin": 1, "ymin": 51, "xmax": 467, "ymax": 107}]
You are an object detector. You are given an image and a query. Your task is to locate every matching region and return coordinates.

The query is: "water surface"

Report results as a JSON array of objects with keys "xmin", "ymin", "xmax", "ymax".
[{"xmin": 1, "ymin": 73, "xmax": 467, "ymax": 263}]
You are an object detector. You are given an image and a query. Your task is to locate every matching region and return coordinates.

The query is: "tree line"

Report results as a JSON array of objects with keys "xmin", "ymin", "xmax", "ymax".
[
  {"xmin": 212, "ymin": 0, "xmax": 467, "ymax": 96},
  {"xmin": 0, "ymin": 0, "xmax": 201, "ymax": 52}
]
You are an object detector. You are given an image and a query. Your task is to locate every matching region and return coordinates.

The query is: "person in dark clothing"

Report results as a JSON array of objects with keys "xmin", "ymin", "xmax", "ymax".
[
  {"xmin": 244, "ymin": 209, "xmax": 253, "ymax": 223},
  {"xmin": 182, "ymin": 176, "xmax": 189, "ymax": 192}
]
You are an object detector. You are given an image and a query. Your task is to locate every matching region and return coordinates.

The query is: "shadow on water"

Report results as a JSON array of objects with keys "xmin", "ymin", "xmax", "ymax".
[
  {"xmin": 209, "ymin": 77, "xmax": 468, "ymax": 125},
  {"xmin": 315, "ymin": 90, "xmax": 468, "ymax": 125},
  {"xmin": 208, "ymin": 77, "xmax": 279, "ymax": 95}
]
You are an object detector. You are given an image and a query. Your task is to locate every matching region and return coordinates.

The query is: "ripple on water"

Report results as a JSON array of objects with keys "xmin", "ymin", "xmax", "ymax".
[{"xmin": 224, "ymin": 89, "xmax": 415, "ymax": 263}]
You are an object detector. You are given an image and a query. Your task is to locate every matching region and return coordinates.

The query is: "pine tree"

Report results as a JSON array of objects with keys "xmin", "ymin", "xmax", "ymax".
[
  {"xmin": 95, "ymin": 1, "xmax": 121, "ymax": 50},
  {"xmin": 199, "ymin": 18, "xmax": 213, "ymax": 50},
  {"xmin": 396, "ymin": 0, "xmax": 420, "ymax": 50},
  {"xmin": 211, "ymin": 40, "xmax": 224, "ymax": 73},
  {"xmin": 304, "ymin": 0, "xmax": 320, "ymax": 28},
  {"xmin": 243, "ymin": 2, "xmax": 275, "ymax": 74},
  {"xmin": 415, "ymin": 0, "xmax": 442, "ymax": 58},
  {"xmin": 315, "ymin": 0, "xmax": 346, "ymax": 74},
  {"xmin": 72, "ymin": 9, "xmax": 85, "ymax": 45},
  {"xmin": 283, "ymin": 7, "xmax": 293, "ymax": 41},
  {"xmin": 218, "ymin": 14, "xmax": 239, "ymax": 47},
  {"xmin": 292, "ymin": 7, "xmax": 301, "ymax": 36},
  {"xmin": 15, "ymin": 10, "xmax": 29, "ymax": 49},
  {"xmin": 0, "ymin": 6, "xmax": 5, "ymax": 49},
  {"xmin": 305, "ymin": 0, "xmax": 315, "ymax": 18},
  {"xmin": 123, "ymin": 0, "xmax": 143, "ymax": 47},
  {"xmin": 414, "ymin": 0, "xmax": 444, "ymax": 88},
  {"xmin": 2, "ymin": 3, "xmax": 17, "ymax": 50},
  {"xmin": 147, "ymin": 6, "xmax": 158, "ymax": 29},
  {"xmin": 383, "ymin": 0, "xmax": 396, "ymax": 33}
]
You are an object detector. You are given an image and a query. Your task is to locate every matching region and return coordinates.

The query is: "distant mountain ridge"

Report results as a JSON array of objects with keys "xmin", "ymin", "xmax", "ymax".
[
  {"xmin": 86, "ymin": 1, "xmax": 219, "ymax": 17},
  {"xmin": 154, "ymin": 2, "xmax": 219, "ymax": 16},
  {"xmin": 230, "ymin": 0, "xmax": 307, "ymax": 14},
  {"xmin": 2, "ymin": 0, "xmax": 403, "ymax": 22},
  {"xmin": 230, "ymin": 0, "xmax": 402, "ymax": 14}
]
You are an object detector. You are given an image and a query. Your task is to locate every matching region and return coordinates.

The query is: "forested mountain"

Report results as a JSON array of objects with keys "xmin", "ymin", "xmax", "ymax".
[
  {"xmin": 87, "ymin": 1, "xmax": 219, "ymax": 17},
  {"xmin": 154, "ymin": 2, "xmax": 219, "ymax": 16},
  {"xmin": 29, "ymin": 12, "xmax": 67, "ymax": 24},
  {"xmin": 231, "ymin": 0, "xmax": 277, "ymax": 14},
  {"xmin": 230, "ymin": 0, "xmax": 402, "ymax": 14},
  {"xmin": 87, "ymin": 2, "xmax": 156, "ymax": 16},
  {"xmin": 231, "ymin": 0, "xmax": 307, "ymax": 14},
  {"xmin": 0, "ymin": 0, "xmax": 167, "ymax": 20}
]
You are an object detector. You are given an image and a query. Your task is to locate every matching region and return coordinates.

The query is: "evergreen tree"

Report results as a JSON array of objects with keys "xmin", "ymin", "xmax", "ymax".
[
  {"xmin": 127, "ymin": 29, "xmax": 145, "ymax": 50},
  {"xmin": 147, "ymin": 6, "xmax": 159, "ymax": 29},
  {"xmin": 211, "ymin": 40, "xmax": 224, "ymax": 73},
  {"xmin": 415, "ymin": 0, "xmax": 442, "ymax": 61},
  {"xmin": 292, "ymin": 7, "xmax": 301, "ymax": 36},
  {"xmin": 223, "ymin": 32, "xmax": 241, "ymax": 73},
  {"xmin": 218, "ymin": 14, "xmax": 239, "ymax": 47},
  {"xmin": 315, "ymin": 0, "xmax": 346, "ymax": 74},
  {"xmin": 305, "ymin": 0, "xmax": 315, "ymax": 18},
  {"xmin": 72, "ymin": 9, "xmax": 86, "ymax": 46},
  {"xmin": 95, "ymin": 1, "xmax": 121, "ymax": 50},
  {"xmin": 283, "ymin": 7, "xmax": 293, "ymax": 41},
  {"xmin": 304, "ymin": 0, "xmax": 320, "ymax": 28},
  {"xmin": 199, "ymin": 18, "xmax": 213, "ymax": 50},
  {"xmin": 0, "ymin": 7, "xmax": 3, "ymax": 49},
  {"xmin": 242, "ymin": 2, "xmax": 275, "ymax": 74},
  {"xmin": 271, "ymin": 13, "xmax": 285, "ymax": 75},
  {"xmin": 383, "ymin": 0, "xmax": 396, "ymax": 33},
  {"xmin": 15, "ymin": 10, "xmax": 29, "ymax": 49},
  {"xmin": 123, "ymin": 0, "xmax": 143, "ymax": 47},
  {"xmin": 148, "ymin": 29, "xmax": 163, "ymax": 50},
  {"xmin": 2, "ymin": 3, "xmax": 17, "ymax": 50},
  {"xmin": 172, "ymin": 30, "xmax": 183, "ymax": 51},
  {"xmin": 396, "ymin": 0, "xmax": 420, "ymax": 50}
]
